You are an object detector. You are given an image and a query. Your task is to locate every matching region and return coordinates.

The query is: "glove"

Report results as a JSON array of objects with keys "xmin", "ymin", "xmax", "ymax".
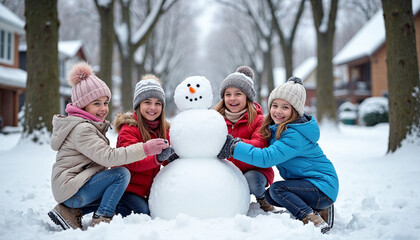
[
  {"xmin": 157, "ymin": 146, "xmax": 179, "ymax": 163},
  {"xmin": 143, "ymin": 139, "xmax": 169, "ymax": 156},
  {"xmin": 217, "ymin": 135, "xmax": 241, "ymax": 159}
]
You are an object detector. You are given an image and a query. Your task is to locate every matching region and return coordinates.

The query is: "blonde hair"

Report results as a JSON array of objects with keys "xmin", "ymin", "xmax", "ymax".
[{"xmin": 260, "ymin": 104, "xmax": 299, "ymax": 141}]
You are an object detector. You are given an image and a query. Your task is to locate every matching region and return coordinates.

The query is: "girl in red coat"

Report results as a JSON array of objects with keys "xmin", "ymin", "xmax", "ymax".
[
  {"xmin": 214, "ymin": 66, "xmax": 275, "ymax": 212},
  {"xmin": 114, "ymin": 74, "xmax": 170, "ymax": 216}
]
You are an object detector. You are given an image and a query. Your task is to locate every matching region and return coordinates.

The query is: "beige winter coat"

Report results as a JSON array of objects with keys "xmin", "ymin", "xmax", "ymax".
[{"xmin": 50, "ymin": 114, "xmax": 147, "ymax": 203}]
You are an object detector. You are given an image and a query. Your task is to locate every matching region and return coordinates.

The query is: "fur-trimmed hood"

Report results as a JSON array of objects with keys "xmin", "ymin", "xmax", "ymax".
[{"xmin": 113, "ymin": 112, "xmax": 138, "ymax": 133}]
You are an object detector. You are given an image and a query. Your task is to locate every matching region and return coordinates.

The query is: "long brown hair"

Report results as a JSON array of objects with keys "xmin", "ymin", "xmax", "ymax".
[
  {"xmin": 214, "ymin": 99, "xmax": 257, "ymax": 126},
  {"xmin": 135, "ymin": 107, "xmax": 170, "ymax": 142},
  {"xmin": 260, "ymin": 105, "xmax": 299, "ymax": 141}
]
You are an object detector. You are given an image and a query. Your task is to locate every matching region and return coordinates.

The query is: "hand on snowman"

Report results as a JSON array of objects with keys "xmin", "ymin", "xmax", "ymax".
[
  {"xmin": 143, "ymin": 139, "xmax": 169, "ymax": 156},
  {"xmin": 217, "ymin": 134, "xmax": 241, "ymax": 159},
  {"xmin": 157, "ymin": 146, "xmax": 179, "ymax": 163}
]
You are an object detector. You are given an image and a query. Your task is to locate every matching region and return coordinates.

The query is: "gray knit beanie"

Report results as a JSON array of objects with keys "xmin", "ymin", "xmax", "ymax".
[
  {"xmin": 133, "ymin": 75, "xmax": 166, "ymax": 110},
  {"xmin": 219, "ymin": 66, "xmax": 256, "ymax": 102},
  {"xmin": 268, "ymin": 76, "xmax": 306, "ymax": 116}
]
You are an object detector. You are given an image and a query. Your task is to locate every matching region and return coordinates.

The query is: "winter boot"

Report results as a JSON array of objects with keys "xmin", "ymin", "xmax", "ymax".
[
  {"xmin": 48, "ymin": 204, "xmax": 83, "ymax": 230},
  {"xmin": 318, "ymin": 204, "xmax": 334, "ymax": 230},
  {"xmin": 302, "ymin": 212, "xmax": 330, "ymax": 233},
  {"xmin": 257, "ymin": 197, "xmax": 275, "ymax": 212},
  {"xmin": 90, "ymin": 213, "xmax": 113, "ymax": 227}
]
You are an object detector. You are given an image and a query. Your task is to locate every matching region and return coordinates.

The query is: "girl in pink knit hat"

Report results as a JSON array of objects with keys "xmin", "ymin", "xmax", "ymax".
[{"xmin": 47, "ymin": 62, "xmax": 169, "ymax": 230}]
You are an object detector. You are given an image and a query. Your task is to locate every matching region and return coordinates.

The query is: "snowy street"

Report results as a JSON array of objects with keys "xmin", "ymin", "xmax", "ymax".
[{"xmin": 0, "ymin": 123, "xmax": 419, "ymax": 240}]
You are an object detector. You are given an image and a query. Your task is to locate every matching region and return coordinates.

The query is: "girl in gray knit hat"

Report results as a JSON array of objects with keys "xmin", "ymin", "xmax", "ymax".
[
  {"xmin": 217, "ymin": 76, "xmax": 339, "ymax": 233},
  {"xmin": 113, "ymin": 74, "xmax": 175, "ymax": 218},
  {"xmin": 214, "ymin": 66, "xmax": 275, "ymax": 212}
]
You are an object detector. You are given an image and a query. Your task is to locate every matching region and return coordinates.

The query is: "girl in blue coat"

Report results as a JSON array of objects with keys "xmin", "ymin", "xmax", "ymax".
[{"xmin": 218, "ymin": 77, "xmax": 339, "ymax": 233}]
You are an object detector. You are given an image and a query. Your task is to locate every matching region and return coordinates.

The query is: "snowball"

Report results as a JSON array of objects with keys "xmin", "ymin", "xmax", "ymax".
[
  {"xmin": 149, "ymin": 158, "xmax": 250, "ymax": 219},
  {"xmin": 170, "ymin": 109, "xmax": 227, "ymax": 158},
  {"xmin": 174, "ymin": 76, "xmax": 213, "ymax": 111}
]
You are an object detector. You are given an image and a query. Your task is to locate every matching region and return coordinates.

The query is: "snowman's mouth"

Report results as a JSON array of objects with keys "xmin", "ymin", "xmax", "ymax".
[{"xmin": 185, "ymin": 96, "xmax": 203, "ymax": 102}]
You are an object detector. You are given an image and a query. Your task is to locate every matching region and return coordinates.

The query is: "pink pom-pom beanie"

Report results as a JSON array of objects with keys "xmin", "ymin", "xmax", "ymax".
[{"xmin": 68, "ymin": 62, "xmax": 111, "ymax": 109}]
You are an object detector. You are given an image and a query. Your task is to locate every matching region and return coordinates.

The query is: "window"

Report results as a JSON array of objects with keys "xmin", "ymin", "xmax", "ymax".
[{"xmin": 0, "ymin": 29, "xmax": 14, "ymax": 64}]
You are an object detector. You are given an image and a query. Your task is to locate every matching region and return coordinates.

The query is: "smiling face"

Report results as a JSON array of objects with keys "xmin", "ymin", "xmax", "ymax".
[
  {"xmin": 84, "ymin": 96, "xmax": 109, "ymax": 121},
  {"xmin": 139, "ymin": 98, "xmax": 163, "ymax": 121},
  {"xmin": 223, "ymin": 87, "xmax": 247, "ymax": 113},
  {"xmin": 174, "ymin": 76, "xmax": 213, "ymax": 111},
  {"xmin": 270, "ymin": 98, "xmax": 293, "ymax": 125}
]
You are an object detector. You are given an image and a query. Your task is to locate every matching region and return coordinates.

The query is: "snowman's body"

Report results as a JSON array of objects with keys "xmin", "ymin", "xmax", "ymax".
[{"xmin": 149, "ymin": 76, "xmax": 250, "ymax": 219}]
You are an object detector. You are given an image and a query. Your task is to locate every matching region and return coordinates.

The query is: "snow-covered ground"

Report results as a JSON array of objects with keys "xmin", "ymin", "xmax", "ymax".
[{"xmin": 0, "ymin": 123, "xmax": 419, "ymax": 240}]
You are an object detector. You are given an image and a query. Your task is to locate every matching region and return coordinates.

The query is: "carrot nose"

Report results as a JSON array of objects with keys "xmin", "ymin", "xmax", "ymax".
[{"xmin": 189, "ymin": 86, "xmax": 196, "ymax": 93}]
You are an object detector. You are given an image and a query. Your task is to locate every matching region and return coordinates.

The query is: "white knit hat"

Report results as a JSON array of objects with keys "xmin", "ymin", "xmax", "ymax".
[{"xmin": 268, "ymin": 76, "xmax": 306, "ymax": 116}]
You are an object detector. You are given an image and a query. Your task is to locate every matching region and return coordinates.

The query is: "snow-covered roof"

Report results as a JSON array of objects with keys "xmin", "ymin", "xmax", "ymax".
[
  {"xmin": 19, "ymin": 40, "xmax": 85, "ymax": 58},
  {"xmin": 334, "ymin": 0, "xmax": 420, "ymax": 66},
  {"xmin": 293, "ymin": 57, "xmax": 317, "ymax": 80},
  {"xmin": 58, "ymin": 40, "xmax": 83, "ymax": 58},
  {"xmin": 0, "ymin": 3, "xmax": 25, "ymax": 34},
  {"xmin": 0, "ymin": 65, "xmax": 27, "ymax": 88}
]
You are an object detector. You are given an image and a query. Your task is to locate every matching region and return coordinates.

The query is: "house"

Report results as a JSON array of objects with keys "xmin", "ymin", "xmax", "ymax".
[
  {"xmin": 333, "ymin": 0, "xmax": 420, "ymax": 105},
  {"xmin": 0, "ymin": 3, "xmax": 26, "ymax": 129},
  {"xmin": 293, "ymin": 56, "xmax": 317, "ymax": 108},
  {"xmin": 19, "ymin": 40, "xmax": 89, "ymax": 114}
]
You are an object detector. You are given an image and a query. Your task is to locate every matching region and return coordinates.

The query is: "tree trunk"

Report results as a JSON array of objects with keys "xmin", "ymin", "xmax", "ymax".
[
  {"xmin": 283, "ymin": 44, "xmax": 293, "ymax": 79},
  {"xmin": 310, "ymin": 0, "xmax": 338, "ymax": 124},
  {"xmin": 24, "ymin": 0, "xmax": 59, "ymax": 143},
  {"xmin": 382, "ymin": 0, "xmax": 420, "ymax": 153},
  {"xmin": 261, "ymin": 47, "xmax": 274, "ymax": 110},
  {"xmin": 119, "ymin": 51, "xmax": 134, "ymax": 111},
  {"xmin": 94, "ymin": 0, "xmax": 115, "ymax": 119}
]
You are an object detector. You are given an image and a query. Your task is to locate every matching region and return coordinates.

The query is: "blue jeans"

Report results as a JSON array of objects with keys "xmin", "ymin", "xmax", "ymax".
[
  {"xmin": 63, "ymin": 167, "xmax": 130, "ymax": 218},
  {"xmin": 265, "ymin": 180, "xmax": 333, "ymax": 220},
  {"xmin": 244, "ymin": 170, "xmax": 267, "ymax": 199},
  {"xmin": 116, "ymin": 192, "xmax": 150, "ymax": 217}
]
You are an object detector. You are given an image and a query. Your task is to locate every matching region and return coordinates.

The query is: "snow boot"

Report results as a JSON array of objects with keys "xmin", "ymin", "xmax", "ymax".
[
  {"xmin": 317, "ymin": 204, "xmax": 334, "ymax": 231},
  {"xmin": 302, "ymin": 212, "xmax": 330, "ymax": 234},
  {"xmin": 257, "ymin": 197, "xmax": 275, "ymax": 212},
  {"xmin": 90, "ymin": 213, "xmax": 113, "ymax": 227},
  {"xmin": 48, "ymin": 204, "xmax": 83, "ymax": 230}
]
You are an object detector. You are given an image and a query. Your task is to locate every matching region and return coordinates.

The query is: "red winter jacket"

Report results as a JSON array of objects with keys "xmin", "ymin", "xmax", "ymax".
[
  {"xmin": 225, "ymin": 102, "xmax": 274, "ymax": 186},
  {"xmin": 114, "ymin": 112, "xmax": 169, "ymax": 198}
]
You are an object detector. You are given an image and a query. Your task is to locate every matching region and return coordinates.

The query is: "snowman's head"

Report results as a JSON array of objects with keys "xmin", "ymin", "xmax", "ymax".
[{"xmin": 174, "ymin": 76, "xmax": 213, "ymax": 111}]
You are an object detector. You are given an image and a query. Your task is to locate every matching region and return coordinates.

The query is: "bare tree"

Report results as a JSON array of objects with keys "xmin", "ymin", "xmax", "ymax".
[
  {"xmin": 114, "ymin": 0, "xmax": 178, "ymax": 111},
  {"xmin": 268, "ymin": 0, "xmax": 306, "ymax": 80},
  {"xmin": 94, "ymin": 0, "xmax": 115, "ymax": 119},
  {"xmin": 24, "ymin": 0, "xmax": 60, "ymax": 142},
  {"xmin": 382, "ymin": 0, "xmax": 420, "ymax": 153},
  {"xmin": 344, "ymin": 0, "xmax": 381, "ymax": 21},
  {"xmin": 310, "ymin": 0, "xmax": 338, "ymax": 124}
]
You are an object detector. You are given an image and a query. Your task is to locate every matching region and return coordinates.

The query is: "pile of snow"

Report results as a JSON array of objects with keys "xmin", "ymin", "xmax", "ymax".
[
  {"xmin": 1, "ymin": 122, "xmax": 420, "ymax": 239},
  {"xmin": 358, "ymin": 97, "xmax": 388, "ymax": 126}
]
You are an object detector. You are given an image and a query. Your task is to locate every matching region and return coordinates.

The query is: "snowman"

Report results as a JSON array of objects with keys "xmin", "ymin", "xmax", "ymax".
[{"xmin": 149, "ymin": 76, "xmax": 250, "ymax": 219}]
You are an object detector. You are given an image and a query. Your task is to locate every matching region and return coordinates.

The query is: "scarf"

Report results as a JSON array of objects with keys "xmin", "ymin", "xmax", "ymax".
[
  {"xmin": 225, "ymin": 108, "xmax": 247, "ymax": 124},
  {"xmin": 144, "ymin": 119, "xmax": 160, "ymax": 130},
  {"xmin": 65, "ymin": 103, "xmax": 103, "ymax": 122}
]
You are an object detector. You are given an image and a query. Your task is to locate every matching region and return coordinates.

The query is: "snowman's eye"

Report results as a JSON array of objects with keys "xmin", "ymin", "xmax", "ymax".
[
  {"xmin": 187, "ymin": 83, "xmax": 191, "ymax": 87},
  {"xmin": 199, "ymin": 96, "xmax": 202, "ymax": 99},
  {"xmin": 196, "ymin": 84, "xmax": 200, "ymax": 88}
]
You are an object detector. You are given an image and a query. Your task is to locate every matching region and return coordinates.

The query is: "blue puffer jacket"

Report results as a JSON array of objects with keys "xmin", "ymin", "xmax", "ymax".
[{"xmin": 233, "ymin": 115, "xmax": 339, "ymax": 201}]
